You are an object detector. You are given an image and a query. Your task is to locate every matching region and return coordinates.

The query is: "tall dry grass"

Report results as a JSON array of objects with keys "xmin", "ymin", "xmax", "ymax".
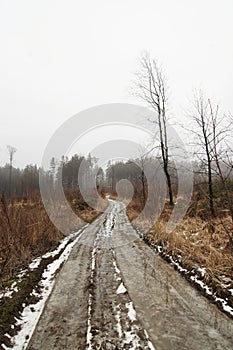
[
  {"xmin": 0, "ymin": 190, "xmax": 106, "ymax": 285},
  {"xmin": 0, "ymin": 194, "xmax": 62, "ymax": 284}
]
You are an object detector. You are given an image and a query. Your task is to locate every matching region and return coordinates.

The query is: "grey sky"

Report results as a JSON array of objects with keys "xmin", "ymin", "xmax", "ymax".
[{"xmin": 0, "ymin": 0, "xmax": 233, "ymax": 168}]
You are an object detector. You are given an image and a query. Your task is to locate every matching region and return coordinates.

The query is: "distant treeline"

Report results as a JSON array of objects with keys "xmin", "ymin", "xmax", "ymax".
[
  {"xmin": 0, "ymin": 154, "xmax": 169, "ymax": 199},
  {"xmin": 0, "ymin": 164, "xmax": 39, "ymax": 198},
  {"xmin": 1, "ymin": 152, "xmax": 233, "ymax": 219},
  {"xmin": 0, "ymin": 154, "xmax": 103, "ymax": 198}
]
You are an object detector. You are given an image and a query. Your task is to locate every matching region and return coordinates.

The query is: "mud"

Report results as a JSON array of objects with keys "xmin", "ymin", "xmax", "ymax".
[{"xmin": 27, "ymin": 200, "xmax": 233, "ymax": 349}]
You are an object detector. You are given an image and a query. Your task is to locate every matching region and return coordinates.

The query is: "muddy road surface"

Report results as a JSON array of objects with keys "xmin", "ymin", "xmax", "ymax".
[{"xmin": 28, "ymin": 200, "xmax": 233, "ymax": 350}]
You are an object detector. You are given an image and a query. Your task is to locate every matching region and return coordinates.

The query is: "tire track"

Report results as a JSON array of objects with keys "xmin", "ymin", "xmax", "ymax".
[
  {"xmin": 86, "ymin": 200, "xmax": 155, "ymax": 349},
  {"xmin": 27, "ymin": 200, "xmax": 233, "ymax": 350}
]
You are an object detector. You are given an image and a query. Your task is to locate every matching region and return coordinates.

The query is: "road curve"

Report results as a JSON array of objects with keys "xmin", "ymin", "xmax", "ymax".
[{"xmin": 27, "ymin": 200, "xmax": 233, "ymax": 350}]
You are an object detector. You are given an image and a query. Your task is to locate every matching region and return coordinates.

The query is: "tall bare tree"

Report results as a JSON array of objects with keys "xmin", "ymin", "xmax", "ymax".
[
  {"xmin": 7, "ymin": 145, "xmax": 17, "ymax": 197},
  {"xmin": 191, "ymin": 93, "xmax": 215, "ymax": 217},
  {"xmin": 210, "ymin": 102, "xmax": 233, "ymax": 216},
  {"xmin": 190, "ymin": 91, "xmax": 229, "ymax": 218},
  {"xmin": 135, "ymin": 52, "xmax": 174, "ymax": 205}
]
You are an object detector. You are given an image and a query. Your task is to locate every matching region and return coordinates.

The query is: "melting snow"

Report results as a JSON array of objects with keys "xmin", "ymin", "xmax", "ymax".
[
  {"xmin": 144, "ymin": 330, "xmax": 156, "ymax": 350},
  {"xmin": 197, "ymin": 267, "xmax": 206, "ymax": 277},
  {"xmin": 86, "ymin": 240, "xmax": 97, "ymax": 349},
  {"xmin": 117, "ymin": 282, "xmax": 127, "ymax": 294},
  {"xmin": 0, "ymin": 228, "xmax": 88, "ymax": 301},
  {"xmin": 126, "ymin": 302, "xmax": 137, "ymax": 322},
  {"xmin": 2, "ymin": 228, "xmax": 86, "ymax": 350},
  {"xmin": 113, "ymin": 260, "xmax": 121, "ymax": 275},
  {"xmin": 28, "ymin": 257, "xmax": 42, "ymax": 270},
  {"xmin": 124, "ymin": 329, "xmax": 141, "ymax": 349},
  {"xmin": 114, "ymin": 303, "xmax": 123, "ymax": 338},
  {"xmin": 0, "ymin": 284, "xmax": 19, "ymax": 299}
]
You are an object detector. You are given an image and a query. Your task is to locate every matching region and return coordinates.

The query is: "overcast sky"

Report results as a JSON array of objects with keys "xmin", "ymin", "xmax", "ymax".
[{"xmin": 0, "ymin": 0, "xmax": 233, "ymax": 168}]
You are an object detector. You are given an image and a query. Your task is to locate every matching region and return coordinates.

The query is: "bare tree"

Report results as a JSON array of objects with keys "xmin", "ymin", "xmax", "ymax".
[
  {"xmin": 135, "ymin": 52, "xmax": 174, "ymax": 205},
  {"xmin": 139, "ymin": 155, "xmax": 146, "ymax": 204},
  {"xmin": 210, "ymin": 103, "xmax": 233, "ymax": 217},
  {"xmin": 191, "ymin": 93, "xmax": 215, "ymax": 217},
  {"xmin": 7, "ymin": 145, "xmax": 17, "ymax": 197},
  {"xmin": 136, "ymin": 144, "xmax": 153, "ymax": 205},
  {"xmin": 190, "ymin": 91, "xmax": 230, "ymax": 218}
]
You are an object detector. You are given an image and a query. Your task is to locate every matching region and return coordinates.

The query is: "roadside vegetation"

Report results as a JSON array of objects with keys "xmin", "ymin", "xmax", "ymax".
[
  {"xmin": 126, "ymin": 194, "xmax": 233, "ymax": 315},
  {"xmin": 0, "ymin": 154, "xmax": 106, "ymax": 285},
  {"xmin": 0, "ymin": 154, "xmax": 106, "ymax": 348}
]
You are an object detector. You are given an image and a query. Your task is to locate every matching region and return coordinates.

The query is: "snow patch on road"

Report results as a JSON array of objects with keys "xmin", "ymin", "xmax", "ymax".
[
  {"xmin": 114, "ymin": 303, "xmax": 123, "ymax": 338},
  {"xmin": 112, "ymin": 241, "xmax": 156, "ymax": 349},
  {"xmin": 87, "ymin": 206, "xmax": 119, "ymax": 349},
  {"xmin": 117, "ymin": 282, "xmax": 127, "ymax": 294},
  {"xmin": 124, "ymin": 329, "xmax": 141, "ymax": 349},
  {"xmin": 113, "ymin": 260, "xmax": 121, "ymax": 275},
  {"xmin": 113, "ymin": 256, "xmax": 155, "ymax": 349},
  {"xmin": 86, "ymin": 241, "xmax": 97, "ymax": 349},
  {"xmin": 126, "ymin": 302, "xmax": 137, "ymax": 322},
  {"xmin": 103, "ymin": 200, "xmax": 117, "ymax": 237}
]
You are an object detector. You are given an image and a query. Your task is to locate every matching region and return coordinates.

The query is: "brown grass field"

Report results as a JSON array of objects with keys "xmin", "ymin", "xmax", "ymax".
[{"xmin": 0, "ymin": 191, "xmax": 106, "ymax": 286}]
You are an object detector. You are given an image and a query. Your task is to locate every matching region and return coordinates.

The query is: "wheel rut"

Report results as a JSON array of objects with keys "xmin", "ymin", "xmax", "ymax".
[{"xmin": 27, "ymin": 200, "xmax": 233, "ymax": 350}]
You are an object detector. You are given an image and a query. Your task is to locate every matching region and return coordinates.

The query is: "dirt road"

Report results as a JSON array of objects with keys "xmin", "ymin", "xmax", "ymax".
[{"xmin": 27, "ymin": 200, "xmax": 233, "ymax": 350}]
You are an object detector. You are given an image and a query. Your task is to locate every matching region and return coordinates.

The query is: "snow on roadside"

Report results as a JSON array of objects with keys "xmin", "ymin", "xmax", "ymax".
[
  {"xmin": 144, "ymin": 330, "xmax": 157, "ymax": 350},
  {"xmin": 1, "ymin": 227, "xmax": 87, "ymax": 350},
  {"xmin": 0, "ymin": 282, "xmax": 18, "ymax": 299},
  {"xmin": 0, "ymin": 229, "xmax": 87, "ymax": 301},
  {"xmin": 167, "ymin": 254, "xmax": 233, "ymax": 316},
  {"xmin": 136, "ymin": 228, "xmax": 233, "ymax": 318}
]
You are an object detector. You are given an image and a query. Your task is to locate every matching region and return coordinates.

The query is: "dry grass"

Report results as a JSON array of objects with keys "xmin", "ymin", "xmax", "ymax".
[
  {"xmin": 0, "ymin": 196, "xmax": 61, "ymax": 283},
  {"xmin": 0, "ymin": 191, "xmax": 106, "ymax": 285}
]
